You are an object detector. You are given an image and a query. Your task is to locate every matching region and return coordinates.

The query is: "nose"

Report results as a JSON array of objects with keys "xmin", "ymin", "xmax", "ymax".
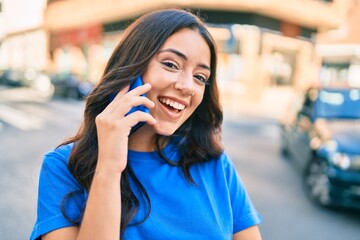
[{"xmin": 174, "ymin": 72, "xmax": 195, "ymax": 96}]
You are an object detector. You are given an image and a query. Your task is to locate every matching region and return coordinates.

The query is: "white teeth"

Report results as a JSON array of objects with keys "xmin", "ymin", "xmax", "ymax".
[{"xmin": 159, "ymin": 97, "xmax": 185, "ymax": 110}]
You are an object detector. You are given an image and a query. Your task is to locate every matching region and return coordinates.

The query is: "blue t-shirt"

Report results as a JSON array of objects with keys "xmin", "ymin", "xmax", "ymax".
[{"xmin": 30, "ymin": 143, "xmax": 262, "ymax": 240}]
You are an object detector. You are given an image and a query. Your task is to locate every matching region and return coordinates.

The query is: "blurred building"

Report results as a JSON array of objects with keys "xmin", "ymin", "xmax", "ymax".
[
  {"xmin": 316, "ymin": 0, "xmax": 360, "ymax": 88},
  {"xmin": 0, "ymin": 0, "xmax": 353, "ymax": 116},
  {"xmin": 43, "ymin": 1, "xmax": 349, "ymax": 99},
  {"xmin": 0, "ymin": 0, "xmax": 48, "ymax": 71}
]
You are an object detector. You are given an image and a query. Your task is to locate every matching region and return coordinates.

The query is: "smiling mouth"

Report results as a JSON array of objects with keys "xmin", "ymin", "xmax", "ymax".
[{"xmin": 158, "ymin": 97, "xmax": 186, "ymax": 113}]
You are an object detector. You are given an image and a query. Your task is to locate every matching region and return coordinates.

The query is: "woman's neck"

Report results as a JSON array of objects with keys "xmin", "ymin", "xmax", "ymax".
[{"xmin": 128, "ymin": 124, "xmax": 157, "ymax": 152}]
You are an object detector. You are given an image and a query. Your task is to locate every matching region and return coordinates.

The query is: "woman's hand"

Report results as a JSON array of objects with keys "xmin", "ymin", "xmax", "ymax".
[{"xmin": 95, "ymin": 83, "xmax": 156, "ymax": 174}]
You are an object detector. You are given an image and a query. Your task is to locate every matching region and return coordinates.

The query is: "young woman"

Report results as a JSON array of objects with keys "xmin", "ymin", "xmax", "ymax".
[{"xmin": 31, "ymin": 9, "xmax": 262, "ymax": 240}]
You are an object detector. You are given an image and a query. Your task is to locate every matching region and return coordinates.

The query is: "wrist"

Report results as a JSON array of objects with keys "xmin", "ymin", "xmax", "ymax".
[
  {"xmin": 94, "ymin": 165, "xmax": 123, "ymax": 181},
  {"xmin": 96, "ymin": 154, "xmax": 127, "ymax": 173}
]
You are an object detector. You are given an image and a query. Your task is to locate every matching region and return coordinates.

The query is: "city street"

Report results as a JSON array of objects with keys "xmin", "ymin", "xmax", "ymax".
[{"xmin": 0, "ymin": 97, "xmax": 359, "ymax": 240}]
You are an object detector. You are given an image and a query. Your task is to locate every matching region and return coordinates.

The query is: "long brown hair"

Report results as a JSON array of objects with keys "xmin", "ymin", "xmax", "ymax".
[{"xmin": 60, "ymin": 8, "xmax": 223, "ymax": 233}]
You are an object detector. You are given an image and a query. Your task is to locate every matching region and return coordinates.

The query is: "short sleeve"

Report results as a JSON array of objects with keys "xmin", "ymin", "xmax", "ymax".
[
  {"xmin": 221, "ymin": 153, "xmax": 262, "ymax": 233},
  {"xmin": 30, "ymin": 145, "xmax": 85, "ymax": 240}
]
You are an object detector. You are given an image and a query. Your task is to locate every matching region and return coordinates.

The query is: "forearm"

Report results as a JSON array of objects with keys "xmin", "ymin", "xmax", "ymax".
[
  {"xmin": 233, "ymin": 225, "xmax": 262, "ymax": 240},
  {"xmin": 76, "ymin": 168, "xmax": 122, "ymax": 240}
]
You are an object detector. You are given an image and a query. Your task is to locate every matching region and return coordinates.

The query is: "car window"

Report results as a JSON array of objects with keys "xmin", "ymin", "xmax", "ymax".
[{"xmin": 314, "ymin": 89, "xmax": 360, "ymax": 119}]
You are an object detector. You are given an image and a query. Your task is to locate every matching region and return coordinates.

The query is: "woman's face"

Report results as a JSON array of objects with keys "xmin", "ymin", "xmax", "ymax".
[{"xmin": 142, "ymin": 28, "xmax": 211, "ymax": 136}]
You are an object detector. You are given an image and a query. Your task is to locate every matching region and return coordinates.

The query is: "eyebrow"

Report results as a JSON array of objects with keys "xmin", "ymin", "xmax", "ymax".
[{"xmin": 158, "ymin": 48, "xmax": 211, "ymax": 71}]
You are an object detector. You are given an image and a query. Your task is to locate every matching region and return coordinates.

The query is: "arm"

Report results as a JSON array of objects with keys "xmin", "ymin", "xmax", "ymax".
[
  {"xmin": 233, "ymin": 225, "xmax": 262, "ymax": 240},
  {"xmin": 42, "ymin": 83, "xmax": 155, "ymax": 240},
  {"xmin": 43, "ymin": 171, "xmax": 121, "ymax": 240}
]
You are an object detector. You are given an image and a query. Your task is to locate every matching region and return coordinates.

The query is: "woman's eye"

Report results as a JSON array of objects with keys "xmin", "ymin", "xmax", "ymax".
[
  {"xmin": 194, "ymin": 75, "xmax": 209, "ymax": 85},
  {"xmin": 161, "ymin": 61, "xmax": 178, "ymax": 70}
]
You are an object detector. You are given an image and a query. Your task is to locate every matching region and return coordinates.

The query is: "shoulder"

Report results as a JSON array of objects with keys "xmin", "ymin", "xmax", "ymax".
[
  {"xmin": 208, "ymin": 151, "xmax": 235, "ymax": 172},
  {"xmin": 39, "ymin": 143, "xmax": 77, "ymax": 183},
  {"xmin": 189, "ymin": 151, "xmax": 234, "ymax": 173},
  {"xmin": 31, "ymin": 143, "xmax": 84, "ymax": 240},
  {"xmin": 218, "ymin": 151, "xmax": 234, "ymax": 166},
  {"xmin": 213, "ymin": 153, "xmax": 263, "ymax": 231},
  {"xmin": 204, "ymin": 151, "xmax": 246, "ymax": 191},
  {"xmin": 191, "ymin": 151, "xmax": 236, "ymax": 185},
  {"xmin": 43, "ymin": 143, "xmax": 74, "ymax": 166},
  {"xmin": 38, "ymin": 142, "xmax": 83, "ymax": 193}
]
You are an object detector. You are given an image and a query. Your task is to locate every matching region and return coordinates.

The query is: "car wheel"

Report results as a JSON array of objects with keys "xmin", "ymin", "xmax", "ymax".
[{"xmin": 304, "ymin": 158, "xmax": 332, "ymax": 207}]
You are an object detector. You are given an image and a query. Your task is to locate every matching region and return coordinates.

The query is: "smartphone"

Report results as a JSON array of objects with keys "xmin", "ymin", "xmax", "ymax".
[
  {"xmin": 126, "ymin": 76, "xmax": 150, "ymax": 116},
  {"xmin": 127, "ymin": 76, "xmax": 150, "ymax": 134},
  {"xmin": 109, "ymin": 76, "xmax": 150, "ymax": 134}
]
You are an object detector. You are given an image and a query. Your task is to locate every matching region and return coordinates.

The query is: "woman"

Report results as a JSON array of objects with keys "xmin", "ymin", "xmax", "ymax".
[{"xmin": 31, "ymin": 9, "xmax": 262, "ymax": 240}]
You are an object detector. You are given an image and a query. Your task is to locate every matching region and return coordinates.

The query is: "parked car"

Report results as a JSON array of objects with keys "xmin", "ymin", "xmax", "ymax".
[
  {"xmin": 0, "ymin": 69, "xmax": 54, "ymax": 99},
  {"xmin": 50, "ymin": 73, "xmax": 93, "ymax": 99},
  {"xmin": 280, "ymin": 87, "xmax": 360, "ymax": 209},
  {"xmin": 0, "ymin": 69, "xmax": 25, "ymax": 87}
]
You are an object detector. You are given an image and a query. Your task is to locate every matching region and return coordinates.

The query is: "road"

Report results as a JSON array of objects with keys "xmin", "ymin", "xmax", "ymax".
[
  {"xmin": 222, "ymin": 117, "xmax": 360, "ymax": 240},
  {"xmin": 0, "ymin": 97, "xmax": 359, "ymax": 240},
  {"xmin": 0, "ymin": 98, "xmax": 84, "ymax": 240}
]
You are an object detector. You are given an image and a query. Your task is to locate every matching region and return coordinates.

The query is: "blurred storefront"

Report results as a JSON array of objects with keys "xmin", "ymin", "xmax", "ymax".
[
  {"xmin": 44, "ymin": 1, "xmax": 349, "ymax": 100},
  {"xmin": 317, "ymin": 1, "xmax": 360, "ymax": 89},
  {"xmin": 207, "ymin": 22, "xmax": 317, "ymax": 118},
  {"xmin": 0, "ymin": 0, "xmax": 55, "ymax": 100},
  {"xmin": 0, "ymin": 0, "xmax": 48, "ymax": 71},
  {"xmin": 42, "ymin": 0, "xmax": 351, "ymax": 117},
  {"xmin": 0, "ymin": 29, "xmax": 47, "ymax": 71},
  {"xmin": 49, "ymin": 24, "xmax": 103, "ymax": 83},
  {"xmin": 44, "ymin": 0, "xmax": 348, "ymax": 89},
  {"xmin": 1, "ymin": 0, "xmax": 351, "ymax": 116},
  {"xmin": 209, "ymin": 23, "xmax": 315, "ymax": 97}
]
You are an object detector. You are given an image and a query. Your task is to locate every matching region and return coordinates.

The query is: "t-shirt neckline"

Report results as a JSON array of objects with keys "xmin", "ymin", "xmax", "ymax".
[{"xmin": 128, "ymin": 142, "xmax": 177, "ymax": 162}]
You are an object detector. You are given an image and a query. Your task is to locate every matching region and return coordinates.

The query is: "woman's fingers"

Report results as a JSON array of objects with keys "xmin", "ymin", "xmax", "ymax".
[
  {"xmin": 129, "ymin": 96, "xmax": 155, "ymax": 110},
  {"xmin": 125, "ymin": 110, "xmax": 156, "ymax": 127},
  {"xmin": 106, "ymin": 95, "xmax": 153, "ymax": 117},
  {"xmin": 113, "ymin": 83, "xmax": 151, "ymax": 102},
  {"xmin": 126, "ymin": 83, "xmax": 152, "ymax": 97},
  {"xmin": 112, "ymin": 84, "xmax": 130, "ymax": 101},
  {"xmin": 97, "ymin": 81, "xmax": 155, "ymax": 134},
  {"xmin": 106, "ymin": 83, "xmax": 152, "ymax": 114}
]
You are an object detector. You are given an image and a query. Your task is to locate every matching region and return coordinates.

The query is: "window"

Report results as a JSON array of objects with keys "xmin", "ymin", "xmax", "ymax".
[
  {"xmin": 269, "ymin": 51, "xmax": 296, "ymax": 86},
  {"xmin": 320, "ymin": 63, "xmax": 349, "ymax": 87}
]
